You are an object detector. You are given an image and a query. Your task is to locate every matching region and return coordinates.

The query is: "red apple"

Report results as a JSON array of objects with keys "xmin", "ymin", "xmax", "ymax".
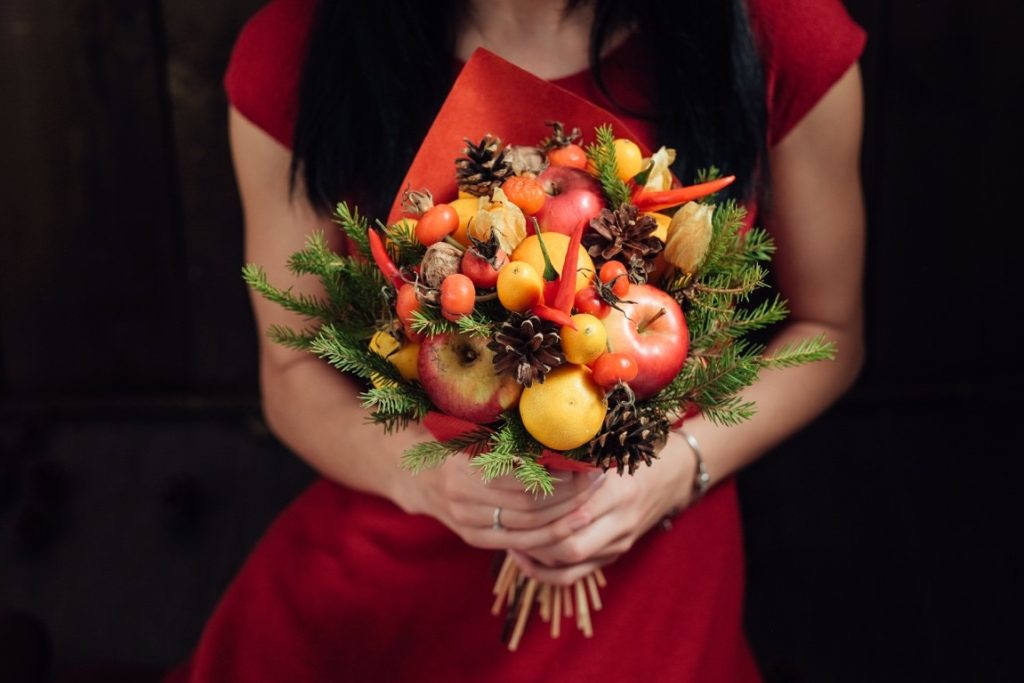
[
  {"xmin": 418, "ymin": 332, "xmax": 523, "ymax": 423},
  {"xmin": 534, "ymin": 166, "xmax": 605, "ymax": 235},
  {"xmin": 602, "ymin": 284, "xmax": 688, "ymax": 398}
]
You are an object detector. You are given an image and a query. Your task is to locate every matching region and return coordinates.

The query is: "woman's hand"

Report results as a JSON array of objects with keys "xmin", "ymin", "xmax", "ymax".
[
  {"xmin": 507, "ymin": 431, "xmax": 696, "ymax": 586},
  {"xmin": 394, "ymin": 426, "xmax": 606, "ymax": 552}
]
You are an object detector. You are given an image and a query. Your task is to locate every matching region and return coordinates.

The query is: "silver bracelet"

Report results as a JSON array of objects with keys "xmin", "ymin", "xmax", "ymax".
[
  {"xmin": 679, "ymin": 429, "xmax": 711, "ymax": 500},
  {"xmin": 659, "ymin": 429, "xmax": 711, "ymax": 531}
]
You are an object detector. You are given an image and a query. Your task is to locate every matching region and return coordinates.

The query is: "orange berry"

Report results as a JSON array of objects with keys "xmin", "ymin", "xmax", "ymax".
[
  {"xmin": 613, "ymin": 139, "xmax": 644, "ymax": 180},
  {"xmin": 560, "ymin": 313, "xmax": 607, "ymax": 365}
]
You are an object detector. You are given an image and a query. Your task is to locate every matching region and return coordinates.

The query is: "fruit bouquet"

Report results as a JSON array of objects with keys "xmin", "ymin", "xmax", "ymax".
[{"xmin": 243, "ymin": 50, "xmax": 834, "ymax": 650}]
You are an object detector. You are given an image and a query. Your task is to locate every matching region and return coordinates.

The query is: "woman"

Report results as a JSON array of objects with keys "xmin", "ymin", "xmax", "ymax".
[{"xmin": 172, "ymin": 0, "xmax": 865, "ymax": 679}]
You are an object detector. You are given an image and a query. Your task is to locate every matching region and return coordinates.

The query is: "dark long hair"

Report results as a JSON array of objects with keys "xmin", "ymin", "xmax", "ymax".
[{"xmin": 291, "ymin": 0, "xmax": 767, "ymax": 219}]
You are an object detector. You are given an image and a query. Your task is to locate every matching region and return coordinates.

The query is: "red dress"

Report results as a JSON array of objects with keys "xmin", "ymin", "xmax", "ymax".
[{"xmin": 169, "ymin": 2, "xmax": 864, "ymax": 680}]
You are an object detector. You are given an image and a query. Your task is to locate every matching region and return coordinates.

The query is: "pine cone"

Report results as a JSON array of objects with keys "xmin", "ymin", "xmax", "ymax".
[
  {"xmin": 487, "ymin": 314, "xmax": 564, "ymax": 387},
  {"xmin": 587, "ymin": 385, "xmax": 669, "ymax": 475},
  {"xmin": 582, "ymin": 204, "xmax": 663, "ymax": 276},
  {"xmin": 456, "ymin": 135, "xmax": 514, "ymax": 197},
  {"xmin": 540, "ymin": 120, "xmax": 582, "ymax": 151}
]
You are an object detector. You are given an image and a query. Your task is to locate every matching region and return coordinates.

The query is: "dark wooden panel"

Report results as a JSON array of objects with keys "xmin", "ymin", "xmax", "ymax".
[
  {"xmin": 160, "ymin": 0, "xmax": 265, "ymax": 390},
  {"xmin": 853, "ymin": 0, "xmax": 1024, "ymax": 394},
  {"xmin": 0, "ymin": 0, "xmax": 190, "ymax": 393}
]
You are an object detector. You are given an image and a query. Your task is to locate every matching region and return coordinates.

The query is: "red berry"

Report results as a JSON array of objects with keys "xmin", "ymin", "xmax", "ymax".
[
  {"xmin": 440, "ymin": 274, "xmax": 476, "ymax": 322},
  {"xmin": 396, "ymin": 283, "xmax": 424, "ymax": 342},
  {"xmin": 415, "ymin": 204, "xmax": 459, "ymax": 246},
  {"xmin": 599, "ymin": 261, "xmax": 630, "ymax": 297},
  {"xmin": 573, "ymin": 286, "xmax": 610, "ymax": 319},
  {"xmin": 592, "ymin": 352, "xmax": 639, "ymax": 388}
]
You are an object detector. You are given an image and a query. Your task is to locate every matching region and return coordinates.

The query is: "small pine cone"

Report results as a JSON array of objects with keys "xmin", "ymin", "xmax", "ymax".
[
  {"xmin": 587, "ymin": 385, "xmax": 670, "ymax": 475},
  {"xmin": 487, "ymin": 313, "xmax": 565, "ymax": 387},
  {"xmin": 456, "ymin": 135, "xmax": 515, "ymax": 197},
  {"xmin": 582, "ymin": 204, "xmax": 663, "ymax": 277}
]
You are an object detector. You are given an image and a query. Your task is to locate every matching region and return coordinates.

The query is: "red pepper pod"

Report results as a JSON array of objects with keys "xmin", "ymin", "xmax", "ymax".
[
  {"xmin": 552, "ymin": 219, "xmax": 587, "ymax": 314},
  {"xmin": 367, "ymin": 229, "xmax": 405, "ymax": 289},
  {"xmin": 632, "ymin": 175, "xmax": 736, "ymax": 212},
  {"xmin": 531, "ymin": 304, "xmax": 577, "ymax": 330}
]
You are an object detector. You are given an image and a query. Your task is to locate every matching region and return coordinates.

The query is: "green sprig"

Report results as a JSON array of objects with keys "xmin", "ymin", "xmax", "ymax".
[{"xmin": 585, "ymin": 125, "xmax": 632, "ymax": 209}]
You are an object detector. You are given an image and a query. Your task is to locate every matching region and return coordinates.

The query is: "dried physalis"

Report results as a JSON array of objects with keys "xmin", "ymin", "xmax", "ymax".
[
  {"xmin": 469, "ymin": 187, "xmax": 527, "ymax": 254},
  {"xmin": 663, "ymin": 201, "xmax": 714, "ymax": 275},
  {"xmin": 642, "ymin": 146, "xmax": 677, "ymax": 192}
]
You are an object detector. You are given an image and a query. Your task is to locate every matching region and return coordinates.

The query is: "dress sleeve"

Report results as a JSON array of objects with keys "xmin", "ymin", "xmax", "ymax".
[
  {"xmin": 224, "ymin": 0, "xmax": 315, "ymax": 149},
  {"xmin": 748, "ymin": 0, "xmax": 867, "ymax": 145}
]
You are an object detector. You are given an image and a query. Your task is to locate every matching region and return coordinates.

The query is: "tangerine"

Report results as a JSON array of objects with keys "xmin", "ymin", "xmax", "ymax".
[
  {"xmin": 520, "ymin": 365, "xmax": 607, "ymax": 451},
  {"xmin": 511, "ymin": 233, "xmax": 595, "ymax": 295},
  {"xmin": 496, "ymin": 261, "xmax": 544, "ymax": 312},
  {"xmin": 613, "ymin": 139, "xmax": 644, "ymax": 181}
]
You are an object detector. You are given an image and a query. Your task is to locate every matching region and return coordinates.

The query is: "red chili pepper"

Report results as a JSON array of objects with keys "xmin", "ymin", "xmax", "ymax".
[
  {"xmin": 551, "ymin": 219, "xmax": 586, "ymax": 314},
  {"xmin": 531, "ymin": 304, "xmax": 577, "ymax": 330},
  {"xmin": 367, "ymin": 229, "xmax": 404, "ymax": 289},
  {"xmin": 632, "ymin": 175, "xmax": 736, "ymax": 212}
]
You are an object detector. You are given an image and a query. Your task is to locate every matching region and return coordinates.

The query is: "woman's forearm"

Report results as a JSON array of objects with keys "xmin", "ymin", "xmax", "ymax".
[
  {"xmin": 668, "ymin": 317, "xmax": 864, "ymax": 504},
  {"xmin": 259, "ymin": 354, "xmax": 429, "ymax": 504}
]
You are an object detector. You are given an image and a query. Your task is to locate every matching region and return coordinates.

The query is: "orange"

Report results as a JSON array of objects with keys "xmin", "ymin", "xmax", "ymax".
[
  {"xmin": 645, "ymin": 211, "xmax": 671, "ymax": 242},
  {"xmin": 511, "ymin": 233, "xmax": 595, "ymax": 295},
  {"xmin": 520, "ymin": 365, "xmax": 607, "ymax": 451},
  {"xmin": 496, "ymin": 261, "xmax": 544, "ymax": 312},
  {"xmin": 449, "ymin": 196, "xmax": 481, "ymax": 246},
  {"xmin": 560, "ymin": 314, "xmax": 607, "ymax": 365},
  {"xmin": 613, "ymin": 139, "xmax": 644, "ymax": 181}
]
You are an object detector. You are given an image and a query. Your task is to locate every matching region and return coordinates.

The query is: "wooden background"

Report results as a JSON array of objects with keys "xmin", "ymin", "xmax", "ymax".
[{"xmin": 1, "ymin": 0, "xmax": 1020, "ymax": 680}]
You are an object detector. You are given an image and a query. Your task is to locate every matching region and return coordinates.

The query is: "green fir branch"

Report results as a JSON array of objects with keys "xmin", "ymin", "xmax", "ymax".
[
  {"xmin": 514, "ymin": 457, "xmax": 555, "ymax": 496},
  {"xmin": 242, "ymin": 264, "xmax": 336, "ymax": 321},
  {"xmin": 761, "ymin": 334, "xmax": 837, "ymax": 369},
  {"xmin": 688, "ymin": 295, "xmax": 789, "ymax": 351},
  {"xmin": 365, "ymin": 385, "xmax": 432, "ymax": 434},
  {"xmin": 410, "ymin": 307, "xmax": 456, "ymax": 336},
  {"xmin": 379, "ymin": 219, "xmax": 426, "ymax": 266},
  {"xmin": 739, "ymin": 227, "xmax": 776, "ymax": 263},
  {"xmin": 471, "ymin": 450, "xmax": 517, "ymax": 482},
  {"xmin": 474, "ymin": 414, "xmax": 554, "ymax": 496},
  {"xmin": 402, "ymin": 428, "xmax": 494, "ymax": 473},
  {"xmin": 266, "ymin": 324, "xmax": 319, "ymax": 351},
  {"xmin": 695, "ymin": 395, "xmax": 758, "ymax": 427},
  {"xmin": 310, "ymin": 324, "xmax": 396, "ymax": 381},
  {"xmin": 286, "ymin": 231, "xmax": 343, "ymax": 276},
  {"xmin": 456, "ymin": 312, "xmax": 496, "ymax": 338},
  {"xmin": 585, "ymin": 125, "xmax": 632, "ymax": 209},
  {"xmin": 333, "ymin": 202, "xmax": 372, "ymax": 258}
]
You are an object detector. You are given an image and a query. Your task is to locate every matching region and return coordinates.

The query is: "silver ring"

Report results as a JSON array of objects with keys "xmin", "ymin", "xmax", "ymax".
[{"xmin": 492, "ymin": 507, "xmax": 504, "ymax": 531}]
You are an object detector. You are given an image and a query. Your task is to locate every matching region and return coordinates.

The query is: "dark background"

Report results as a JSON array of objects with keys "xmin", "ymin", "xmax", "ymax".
[{"xmin": 1, "ymin": 0, "xmax": 1020, "ymax": 681}]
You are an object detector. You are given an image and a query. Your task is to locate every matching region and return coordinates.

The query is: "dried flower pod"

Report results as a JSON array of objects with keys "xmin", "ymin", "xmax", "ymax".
[
  {"xmin": 642, "ymin": 146, "xmax": 677, "ymax": 192},
  {"xmin": 469, "ymin": 187, "xmax": 527, "ymax": 254},
  {"xmin": 401, "ymin": 188, "xmax": 435, "ymax": 216},
  {"xmin": 663, "ymin": 202, "xmax": 714, "ymax": 274},
  {"xmin": 505, "ymin": 145, "xmax": 548, "ymax": 176},
  {"xmin": 420, "ymin": 242, "xmax": 463, "ymax": 288}
]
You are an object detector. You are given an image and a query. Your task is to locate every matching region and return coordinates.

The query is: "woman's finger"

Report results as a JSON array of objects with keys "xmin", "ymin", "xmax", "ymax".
[
  {"xmin": 462, "ymin": 475, "xmax": 606, "ymax": 532},
  {"xmin": 509, "ymin": 549, "xmax": 620, "ymax": 587}
]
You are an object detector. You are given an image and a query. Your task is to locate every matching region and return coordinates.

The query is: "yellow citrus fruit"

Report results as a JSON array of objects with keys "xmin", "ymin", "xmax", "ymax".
[
  {"xmin": 450, "ymin": 196, "xmax": 481, "ymax": 246},
  {"xmin": 369, "ymin": 331, "xmax": 419, "ymax": 384},
  {"xmin": 614, "ymin": 139, "xmax": 644, "ymax": 180},
  {"xmin": 496, "ymin": 261, "xmax": 544, "ymax": 312},
  {"xmin": 561, "ymin": 314, "xmax": 607, "ymax": 365},
  {"xmin": 511, "ymin": 233, "xmax": 595, "ymax": 294},
  {"xmin": 645, "ymin": 211, "xmax": 671, "ymax": 242},
  {"xmin": 520, "ymin": 365, "xmax": 607, "ymax": 451}
]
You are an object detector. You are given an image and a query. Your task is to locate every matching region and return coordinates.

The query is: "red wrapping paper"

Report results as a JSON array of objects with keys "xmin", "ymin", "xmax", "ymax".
[{"xmin": 386, "ymin": 49, "xmax": 652, "ymax": 224}]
